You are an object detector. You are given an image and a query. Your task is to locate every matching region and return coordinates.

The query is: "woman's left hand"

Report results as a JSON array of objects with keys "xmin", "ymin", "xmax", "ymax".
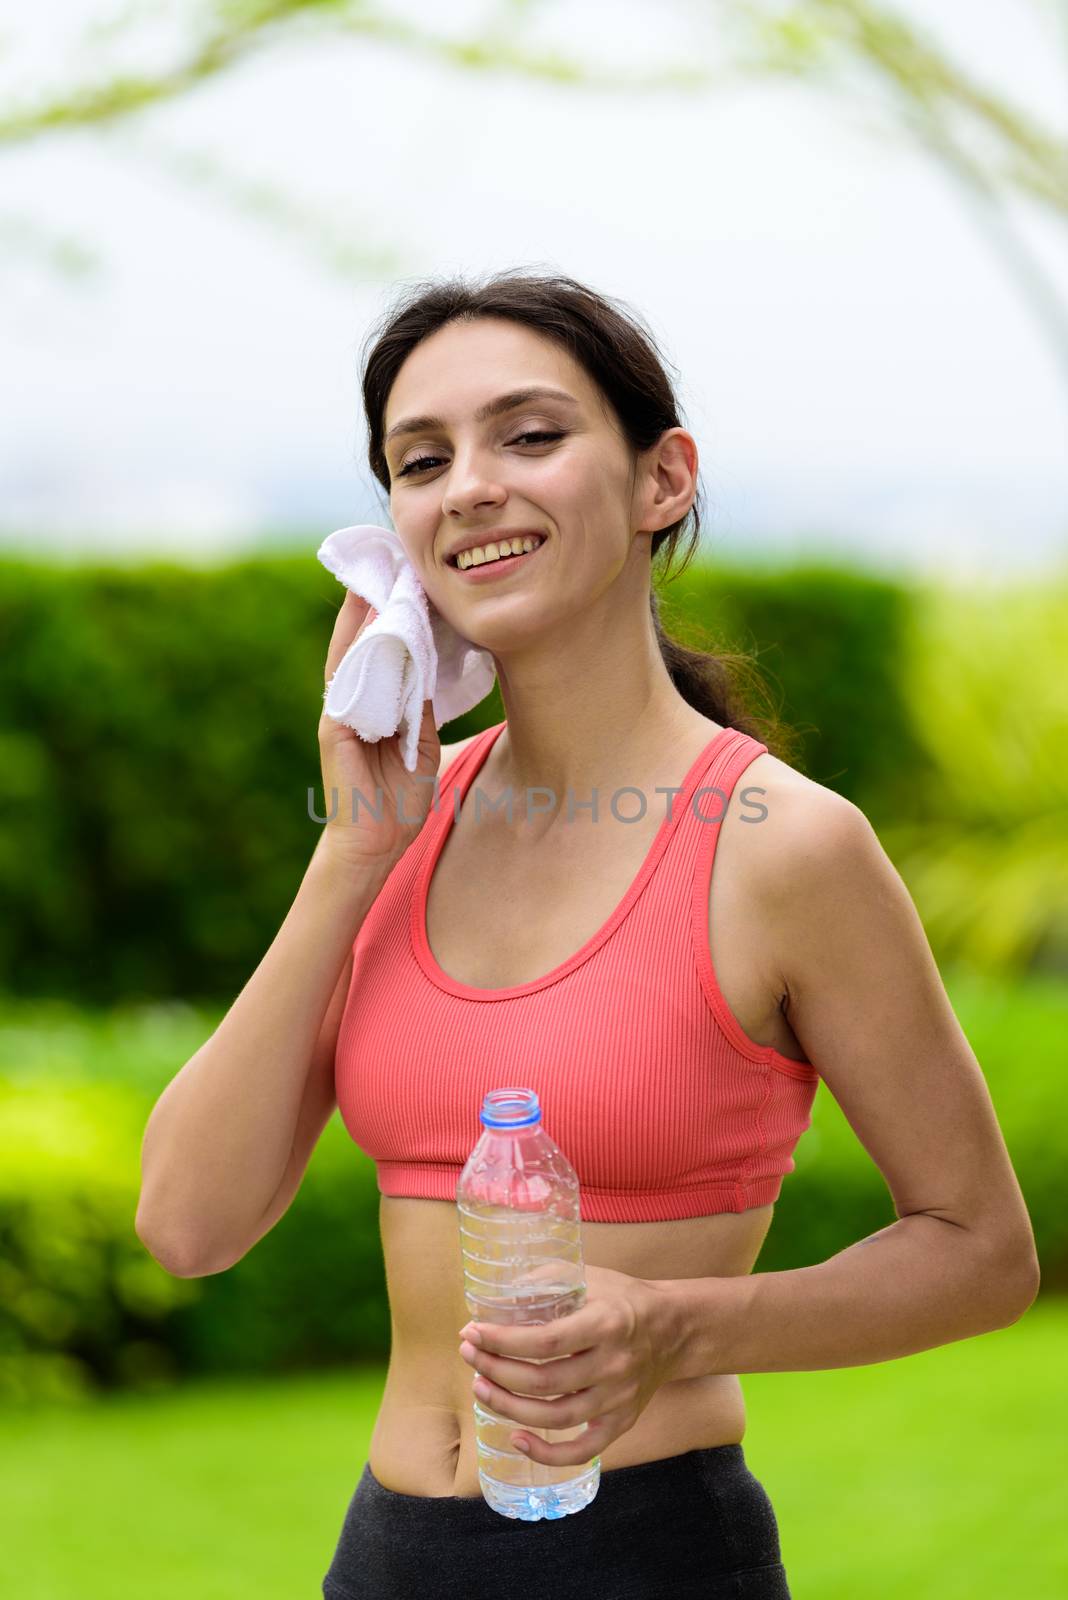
[{"xmin": 457, "ymin": 1262, "xmax": 679, "ymax": 1467}]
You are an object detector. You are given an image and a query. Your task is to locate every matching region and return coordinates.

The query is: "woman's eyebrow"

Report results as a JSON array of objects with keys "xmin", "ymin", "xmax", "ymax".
[{"xmin": 384, "ymin": 386, "xmax": 580, "ymax": 448}]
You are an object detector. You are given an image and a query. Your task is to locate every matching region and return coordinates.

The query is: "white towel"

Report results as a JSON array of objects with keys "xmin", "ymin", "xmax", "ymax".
[{"xmin": 316, "ymin": 524, "xmax": 496, "ymax": 773}]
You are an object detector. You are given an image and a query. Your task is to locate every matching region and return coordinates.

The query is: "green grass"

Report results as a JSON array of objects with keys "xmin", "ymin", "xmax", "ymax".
[
  {"xmin": 744, "ymin": 1296, "xmax": 1067, "ymax": 1599},
  {"xmin": 0, "ymin": 1300, "xmax": 1063, "ymax": 1599}
]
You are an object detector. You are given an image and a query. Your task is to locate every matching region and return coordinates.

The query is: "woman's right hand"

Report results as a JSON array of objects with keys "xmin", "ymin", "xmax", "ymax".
[{"xmin": 317, "ymin": 591, "xmax": 442, "ymax": 872}]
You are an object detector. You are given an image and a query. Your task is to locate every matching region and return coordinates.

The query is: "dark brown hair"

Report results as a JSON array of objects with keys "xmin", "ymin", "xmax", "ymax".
[{"xmin": 360, "ymin": 267, "xmax": 794, "ymax": 758}]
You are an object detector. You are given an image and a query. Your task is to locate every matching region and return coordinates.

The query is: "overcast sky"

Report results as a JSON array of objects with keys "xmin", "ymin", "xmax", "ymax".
[{"xmin": 1, "ymin": 0, "xmax": 1066, "ymax": 584}]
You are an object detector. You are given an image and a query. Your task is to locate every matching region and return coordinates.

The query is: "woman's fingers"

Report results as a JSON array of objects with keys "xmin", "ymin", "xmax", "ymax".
[{"xmin": 324, "ymin": 592, "xmax": 376, "ymax": 686}]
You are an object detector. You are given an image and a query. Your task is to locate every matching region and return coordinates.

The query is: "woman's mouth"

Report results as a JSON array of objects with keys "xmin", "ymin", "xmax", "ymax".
[{"xmin": 448, "ymin": 533, "xmax": 547, "ymax": 581}]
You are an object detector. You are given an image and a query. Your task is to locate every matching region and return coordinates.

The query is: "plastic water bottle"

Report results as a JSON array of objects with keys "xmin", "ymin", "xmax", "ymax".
[{"xmin": 456, "ymin": 1086, "xmax": 601, "ymax": 1521}]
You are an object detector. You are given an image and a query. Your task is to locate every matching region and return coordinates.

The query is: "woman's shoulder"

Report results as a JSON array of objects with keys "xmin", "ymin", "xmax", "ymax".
[{"xmin": 738, "ymin": 750, "xmax": 880, "ymax": 918}]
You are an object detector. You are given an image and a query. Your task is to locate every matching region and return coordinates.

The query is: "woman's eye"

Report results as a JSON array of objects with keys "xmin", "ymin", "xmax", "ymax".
[{"xmin": 396, "ymin": 430, "xmax": 565, "ymax": 479}]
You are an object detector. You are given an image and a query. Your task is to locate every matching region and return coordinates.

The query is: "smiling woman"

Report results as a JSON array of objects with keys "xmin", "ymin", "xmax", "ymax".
[{"xmin": 136, "ymin": 267, "xmax": 1037, "ymax": 1600}]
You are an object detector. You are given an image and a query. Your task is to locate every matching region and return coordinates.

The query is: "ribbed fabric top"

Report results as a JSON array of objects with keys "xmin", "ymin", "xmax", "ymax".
[{"xmin": 334, "ymin": 720, "xmax": 819, "ymax": 1222}]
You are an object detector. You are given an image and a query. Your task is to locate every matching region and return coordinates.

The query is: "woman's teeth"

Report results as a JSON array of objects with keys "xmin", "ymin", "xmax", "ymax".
[{"xmin": 455, "ymin": 535, "xmax": 543, "ymax": 570}]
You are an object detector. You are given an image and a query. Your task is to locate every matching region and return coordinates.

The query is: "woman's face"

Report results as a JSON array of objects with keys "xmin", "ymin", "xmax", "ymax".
[{"xmin": 381, "ymin": 317, "xmax": 654, "ymax": 650}]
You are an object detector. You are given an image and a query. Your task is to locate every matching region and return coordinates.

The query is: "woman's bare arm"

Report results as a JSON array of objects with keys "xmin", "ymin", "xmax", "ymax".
[
  {"xmin": 214, "ymin": 732, "xmax": 484, "ymax": 1268},
  {"xmin": 657, "ymin": 780, "xmax": 1041, "ymax": 1379},
  {"xmin": 135, "ymin": 733, "xmax": 480, "ymax": 1279},
  {"xmin": 134, "ymin": 831, "xmax": 395, "ymax": 1277}
]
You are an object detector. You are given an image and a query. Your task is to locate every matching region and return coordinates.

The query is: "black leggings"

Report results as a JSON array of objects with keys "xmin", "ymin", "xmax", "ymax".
[{"xmin": 321, "ymin": 1443, "xmax": 792, "ymax": 1599}]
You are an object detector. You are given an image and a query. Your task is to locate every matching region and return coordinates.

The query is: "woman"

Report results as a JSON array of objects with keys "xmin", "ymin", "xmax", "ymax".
[{"xmin": 136, "ymin": 271, "xmax": 1039, "ymax": 1599}]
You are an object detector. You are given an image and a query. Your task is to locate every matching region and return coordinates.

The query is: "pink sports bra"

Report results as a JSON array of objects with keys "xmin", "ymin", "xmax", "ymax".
[{"xmin": 334, "ymin": 720, "xmax": 819, "ymax": 1222}]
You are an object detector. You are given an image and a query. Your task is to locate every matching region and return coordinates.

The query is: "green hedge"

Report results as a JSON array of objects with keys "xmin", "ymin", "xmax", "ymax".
[
  {"xmin": 4, "ymin": 552, "xmax": 1064, "ymax": 1000},
  {"xmin": 1, "ymin": 971, "xmax": 1062, "ymax": 1405},
  {"xmin": 0, "ymin": 552, "xmax": 913, "ymax": 1004},
  {"xmin": 661, "ymin": 558, "xmax": 929, "ymax": 820}
]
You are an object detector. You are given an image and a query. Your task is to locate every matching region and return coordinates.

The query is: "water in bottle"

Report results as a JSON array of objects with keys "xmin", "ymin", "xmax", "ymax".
[{"xmin": 456, "ymin": 1086, "xmax": 601, "ymax": 1521}]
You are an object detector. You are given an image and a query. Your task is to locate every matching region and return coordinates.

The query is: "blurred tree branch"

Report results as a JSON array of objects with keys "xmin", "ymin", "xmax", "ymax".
[
  {"xmin": 718, "ymin": 0, "xmax": 1066, "ymax": 215},
  {"xmin": 717, "ymin": 0, "xmax": 1068, "ymax": 375},
  {"xmin": 0, "ymin": 0, "xmax": 1064, "ymax": 371},
  {"xmin": 0, "ymin": 0, "xmax": 710, "ymax": 144}
]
